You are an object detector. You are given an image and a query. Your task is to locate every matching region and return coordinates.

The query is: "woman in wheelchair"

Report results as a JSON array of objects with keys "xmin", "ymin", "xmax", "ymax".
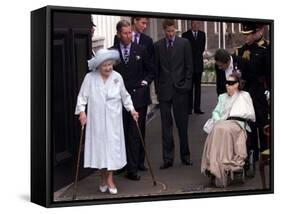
[{"xmin": 201, "ymin": 73, "xmax": 255, "ymax": 187}]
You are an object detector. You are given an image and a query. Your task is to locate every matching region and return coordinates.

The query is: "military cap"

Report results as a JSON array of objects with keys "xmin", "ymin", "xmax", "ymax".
[{"xmin": 241, "ymin": 22, "xmax": 262, "ymax": 34}]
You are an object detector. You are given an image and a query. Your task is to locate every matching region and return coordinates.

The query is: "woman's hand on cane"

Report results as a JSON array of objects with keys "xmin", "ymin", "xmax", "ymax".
[
  {"xmin": 131, "ymin": 110, "xmax": 139, "ymax": 122},
  {"xmin": 79, "ymin": 112, "xmax": 87, "ymax": 126}
]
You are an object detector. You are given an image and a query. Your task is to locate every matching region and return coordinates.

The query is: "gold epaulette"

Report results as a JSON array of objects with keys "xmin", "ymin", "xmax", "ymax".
[
  {"xmin": 257, "ymin": 39, "xmax": 265, "ymax": 46},
  {"xmin": 257, "ymin": 39, "xmax": 268, "ymax": 48},
  {"xmin": 242, "ymin": 50, "xmax": 251, "ymax": 60}
]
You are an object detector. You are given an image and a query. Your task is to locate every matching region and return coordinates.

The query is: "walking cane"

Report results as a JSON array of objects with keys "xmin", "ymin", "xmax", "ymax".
[
  {"xmin": 72, "ymin": 125, "xmax": 85, "ymax": 200},
  {"xmin": 135, "ymin": 120, "xmax": 167, "ymax": 191}
]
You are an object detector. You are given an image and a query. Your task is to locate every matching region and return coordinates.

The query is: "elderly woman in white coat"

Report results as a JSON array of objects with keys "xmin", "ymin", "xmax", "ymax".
[
  {"xmin": 75, "ymin": 49, "xmax": 139, "ymax": 195},
  {"xmin": 201, "ymin": 73, "xmax": 255, "ymax": 187}
]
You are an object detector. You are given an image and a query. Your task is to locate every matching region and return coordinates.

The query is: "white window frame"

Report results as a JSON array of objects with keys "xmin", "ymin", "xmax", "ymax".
[
  {"xmin": 214, "ymin": 21, "xmax": 218, "ymax": 34},
  {"xmin": 204, "ymin": 21, "xmax": 207, "ymax": 50},
  {"xmin": 232, "ymin": 23, "xmax": 235, "ymax": 33}
]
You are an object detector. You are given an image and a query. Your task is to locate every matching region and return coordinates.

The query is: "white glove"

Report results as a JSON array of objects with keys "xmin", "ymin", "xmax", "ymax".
[
  {"xmin": 264, "ymin": 90, "xmax": 270, "ymax": 101},
  {"xmin": 141, "ymin": 80, "xmax": 148, "ymax": 86}
]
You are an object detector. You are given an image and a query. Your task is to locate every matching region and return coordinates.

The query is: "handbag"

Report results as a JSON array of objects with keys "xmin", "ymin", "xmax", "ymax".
[{"xmin": 203, "ymin": 118, "xmax": 215, "ymax": 134}]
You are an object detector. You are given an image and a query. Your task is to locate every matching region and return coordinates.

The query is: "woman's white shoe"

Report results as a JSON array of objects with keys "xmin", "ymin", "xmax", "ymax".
[
  {"xmin": 108, "ymin": 187, "xmax": 118, "ymax": 194},
  {"xmin": 99, "ymin": 185, "xmax": 108, "ymax": 193}
]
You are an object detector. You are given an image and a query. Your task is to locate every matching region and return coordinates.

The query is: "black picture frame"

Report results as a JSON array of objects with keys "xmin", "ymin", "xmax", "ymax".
[{"xmin": 31, "ymin": 5, "xmax": 274, "ymax": 208}]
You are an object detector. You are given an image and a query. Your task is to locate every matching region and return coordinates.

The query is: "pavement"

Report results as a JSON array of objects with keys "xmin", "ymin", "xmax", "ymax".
[{"xmin": 54, "ymin": 85, "xmax": 270, "ymax": 202}]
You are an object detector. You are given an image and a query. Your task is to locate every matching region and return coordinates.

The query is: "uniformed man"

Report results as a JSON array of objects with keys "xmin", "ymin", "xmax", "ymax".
[{"xmin": 233, "ymin": 22, "xmax": 270, "ymax": 161}]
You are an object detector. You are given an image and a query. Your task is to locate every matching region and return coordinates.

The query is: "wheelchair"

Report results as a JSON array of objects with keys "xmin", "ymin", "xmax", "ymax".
[
  {"xmin": 210, "ymin": 117, "xmax": 256, "ymax": 187},
  {"xmin": 225, "ymin": 89, "xmax": 271, "ymax": 187}
]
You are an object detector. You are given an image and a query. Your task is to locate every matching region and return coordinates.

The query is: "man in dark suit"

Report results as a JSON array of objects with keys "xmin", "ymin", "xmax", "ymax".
[
  {"xmin": 112, "ymin": 20, "xmax": 154, "ymax": 180},
  {"xmin": 154, "ymin": 19, "xmax": 193, "ymax": 169},
  {"xmin": 113, "ymin": 17, "xmax": 154, "ymax": 60},
  {"xmin": 214, "ymin": 48, "xmax": 234, "ymax": 95},
  {"xmin": 128, "ymin": 17, "xmax": 155, "ymax": 171},
  {"xmin": 114, "ymin": 17, "xmax": 154, "ymax": 60},
  {"xmin": 114, "ymin": 17, "xmax": 155, "ymax": 172},
  {"xmin": 182, "ymin": 21, "xmax": 206, "ymax": 114},
  {"xmin": 131, "ymin": 17, "xmax": 154, "ymax": 60}
]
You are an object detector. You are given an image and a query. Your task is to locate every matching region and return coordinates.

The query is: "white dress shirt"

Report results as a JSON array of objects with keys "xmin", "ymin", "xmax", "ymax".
[
  {"xmin": 132, "ymin": 31, "xmax": 140, "ymax": 44},
  {"xmin": 225, "ymin": 56, "xmax": 234, "ymax": 79}
]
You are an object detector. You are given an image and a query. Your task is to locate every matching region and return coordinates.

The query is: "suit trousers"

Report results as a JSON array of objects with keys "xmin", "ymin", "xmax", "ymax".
[
  {"xmin": 123, "ymin": 106, "xmax": 148, "ymax": 174},
  {"xmin": 159, "ymin": 92, "xmax": 190, "ymax": 164},
  {"xmin": 189, "ymin": 72, "xmax": 202, "ymax": 112},
  {"xmin": 247, "ymin": 83, "xmax": 269, "ymax": 160},
  {"xmin": 137, "ymin": 106, "xmax": 148, "ymax": 168},
  {"xmin": 249, "ymin": 124, "xmax": 266, "ymax": 161}
]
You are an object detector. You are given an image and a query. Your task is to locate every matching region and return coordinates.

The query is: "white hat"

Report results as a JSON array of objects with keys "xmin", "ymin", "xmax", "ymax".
[{"xmin": 88, "ymin": 49, "xmax": 120, "ymax": 71}]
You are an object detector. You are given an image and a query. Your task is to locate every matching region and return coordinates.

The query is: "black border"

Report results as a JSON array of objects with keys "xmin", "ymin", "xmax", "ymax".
[{"xmin": 31, "ymin": 5, "xmax": 274, "ymax": 208}]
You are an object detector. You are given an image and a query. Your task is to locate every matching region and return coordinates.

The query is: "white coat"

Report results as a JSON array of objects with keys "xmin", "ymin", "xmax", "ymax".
[
  {"xmin": 212, "ymin": 91, "xmax": 256, "ymax": 131},
  {"xmin": 75, "ymin": 70, "xmax": 135, "ymax": 170}
]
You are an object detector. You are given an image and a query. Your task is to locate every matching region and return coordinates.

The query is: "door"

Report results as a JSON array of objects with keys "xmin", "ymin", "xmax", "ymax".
[{"xmin": 52, "ymin": 11, "xmax": 93, "ymax": 191}]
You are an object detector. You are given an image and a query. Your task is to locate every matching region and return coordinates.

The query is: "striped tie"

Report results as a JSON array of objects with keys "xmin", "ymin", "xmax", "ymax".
[
  {"xmin": 168, "ymin": 39, "xmax": 173, "ymax": 48},
  {"xmin": 194, "ymin": 31, "xmax": 198, "ymax": 40},
  {"xmin": 123, "ymin": 46, "xmax": 129, "ymax": 64},
  {"xmin": 134, "ymin": 33, "xmax": 139, "ymax": 44}
]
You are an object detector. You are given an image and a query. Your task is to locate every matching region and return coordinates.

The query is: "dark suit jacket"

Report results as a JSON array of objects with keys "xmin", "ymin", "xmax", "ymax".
[
  {"xmin": 112, "ymin": 42, "xmax": 155, "ymax": 108},
  {"xmin": 215, "ymin": 54, "xmax": 242, "ymax": 95},
  {"xmin": 114, "ymin": 33, "xmax": 154, "ymax": 60},
  {"xmin": 215, "ymin": 64, "xmax": 227, "ymax": 95},
  {"xmin": 154, "ymin": 36, "xmax": 193, "ymax": 101},
  {"xmin": 182, "ymin": 30, "xmax": 205, "ymax": 73}
]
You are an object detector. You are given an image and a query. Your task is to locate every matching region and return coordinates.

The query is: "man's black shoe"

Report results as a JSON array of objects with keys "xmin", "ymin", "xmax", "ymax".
[
  {"xmin": 194, "ymin": 110, "xmax": 204, "ymax": 114},
  {"xmin": 182, "ymin": 159, "xmax": 193, "ymax": 166},
  {"xmin": 114, "ymin": 167, "xmax": 126, "ymax": 175},
  {"xmin": 160, "ymin": 162, "xmax": 173, "ymax": 169},
  {"xmin": 138, "ymin": 165, "xmax": 148, "ymax": 171},
  {"xmin": 125, "ymin": 172, "xmax": 141, "ymax": 181}
]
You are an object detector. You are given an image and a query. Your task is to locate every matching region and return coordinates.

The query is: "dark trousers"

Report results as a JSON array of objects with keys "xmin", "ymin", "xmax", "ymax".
[
  {"xmin": 247, "ymin": 85, "xmax": 269, "ymax": 159},
  {"xmin": 123, "ymin": 106, "xmax": 147, "ymax": 174},
  {"xmin": 159, "ymin": 92, "xmax": 190, "ymax": 164},
  {"xmin": 137, "ymin": 106, "xmax": 148, "ymax": 168},
  {"xmin": 189, "ymin": 72, "xmax": 202, "ymax": 112},
  {"xmin": 249, "ymin": 124, "xmax": 267, "ymax": 161}
]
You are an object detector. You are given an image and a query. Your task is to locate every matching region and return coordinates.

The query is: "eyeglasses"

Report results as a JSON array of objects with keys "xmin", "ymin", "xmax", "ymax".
[{"xmin": 225, "ymin": 80, "xmax": 238, "ymax": 86}]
